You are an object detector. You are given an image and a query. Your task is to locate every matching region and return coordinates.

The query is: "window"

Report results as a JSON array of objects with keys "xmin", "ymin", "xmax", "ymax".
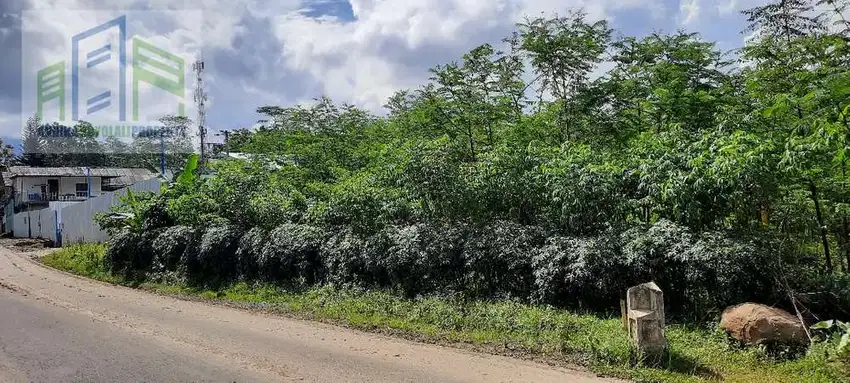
[{"xmin": 75, "ymin": 183, "xmax": 89, "ymax": 198}]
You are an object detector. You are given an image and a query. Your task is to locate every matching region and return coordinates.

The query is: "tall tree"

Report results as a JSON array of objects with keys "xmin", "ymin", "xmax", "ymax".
[
  {"xmin": 19, "ymin": 115, "xmax": 44, "ymax": 166},
  {"xmin": 517, "ymin": 11, "xmax": 611, "ymax": 142}
]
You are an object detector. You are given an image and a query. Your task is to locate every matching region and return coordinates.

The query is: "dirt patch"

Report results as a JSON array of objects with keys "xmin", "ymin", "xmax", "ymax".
[{"xmin": 0, "ymin": 238, "xmax": 54, "ymax": 253}]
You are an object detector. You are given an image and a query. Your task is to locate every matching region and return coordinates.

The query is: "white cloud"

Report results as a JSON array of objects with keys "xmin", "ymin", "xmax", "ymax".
[
  {"xmin": 0, "ymin": 111, "xmax": 22, "ymax": 138},
  {"xmin": 679, "ymin": 0, "xmax": 701, "ymax": 26},
  {"xmin": 717, "ymin": 0, "xmax": 738, "ymax": 15},
  {"xmin": 7, "ymin": 0, "xmax": 775, "ymax": 133},
  {"xmin": 267, "ymin": 0, "xmax": 665, "ymax": 113}
]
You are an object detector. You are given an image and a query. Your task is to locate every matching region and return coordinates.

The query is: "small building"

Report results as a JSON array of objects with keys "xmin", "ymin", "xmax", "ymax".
[{"xmin": 0, "ymin": 167, "xmax": 156, "ymax": 234}]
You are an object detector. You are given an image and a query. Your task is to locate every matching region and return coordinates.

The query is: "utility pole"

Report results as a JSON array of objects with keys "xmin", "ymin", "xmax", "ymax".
[
  {"xmin": 159, "ymin": 130, "xmax": 166, "ymax": 176},
  {"xmin": 193, "ymin": 58, "xmax": 207, "ymax": 173},
  {"xmin": 215, "ymin": 129, "xmax": 231, "ymax": 155}
]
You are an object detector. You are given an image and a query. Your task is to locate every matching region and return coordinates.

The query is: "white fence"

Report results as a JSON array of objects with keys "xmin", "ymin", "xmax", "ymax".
[
  {"xmin": 12, "ymin": 178, "xmax": 161, "ymax": 245},
  {"xmin": 12, "ymin": 208, "xmax": 54, "ymax": 240}
]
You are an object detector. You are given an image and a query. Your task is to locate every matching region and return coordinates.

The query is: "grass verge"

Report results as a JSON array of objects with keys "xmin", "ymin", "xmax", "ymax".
[{"xmin": 42, "ymin": 244, "xmax": 850, "ymax": 383}]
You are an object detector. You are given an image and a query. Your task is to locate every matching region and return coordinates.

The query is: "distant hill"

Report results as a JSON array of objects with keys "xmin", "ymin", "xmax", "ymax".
[{"xmin": 2, "ymin": 137, "xmax": 23, "ymax": 157}]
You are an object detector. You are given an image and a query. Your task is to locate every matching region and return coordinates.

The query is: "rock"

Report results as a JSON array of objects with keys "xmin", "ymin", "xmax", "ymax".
[{"xmin": 720, "ymin": 303, "xmax": 809, "ymax": 347}]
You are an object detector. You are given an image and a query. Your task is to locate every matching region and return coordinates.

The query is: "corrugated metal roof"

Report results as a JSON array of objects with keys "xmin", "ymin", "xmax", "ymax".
[
  {"xmin": 102, "ymin": 172, "xmax": 159, "ymax": 189},
  {"xmin": 7, "ymin": 166, "xmax": 156, "ymax": 179},
  {"xmin": 1, "ymin": 172, "xmax": 12, "ymax": 187}
]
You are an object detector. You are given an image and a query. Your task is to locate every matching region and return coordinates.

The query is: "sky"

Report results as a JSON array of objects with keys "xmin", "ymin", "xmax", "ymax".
[{"xmin": 0, "ymin": 0, "xmax": 775, "ymax": 146}]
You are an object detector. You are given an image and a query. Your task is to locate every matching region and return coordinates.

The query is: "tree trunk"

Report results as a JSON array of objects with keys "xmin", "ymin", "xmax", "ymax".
[
  {"xmin": 808, "ymin": 180, "xmax": 833, "ymax": 273},
  {"xmin": 467, "ymin": 126, "xmax": 476, "ymax": 162},
  {"xmin": 844, "ymin": 216, "xmax": 850, "ymax": 272}
]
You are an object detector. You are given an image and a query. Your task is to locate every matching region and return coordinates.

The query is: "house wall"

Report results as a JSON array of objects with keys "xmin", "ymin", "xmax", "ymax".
[{"xmin": 17, "ymin": 176, "xmax": 103, "ymax": 201}]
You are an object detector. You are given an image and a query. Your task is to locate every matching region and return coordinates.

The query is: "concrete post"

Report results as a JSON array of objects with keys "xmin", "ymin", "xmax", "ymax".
[{"xmin": 627, "ymin": 281, "xmax": 666, "ymax": 363}]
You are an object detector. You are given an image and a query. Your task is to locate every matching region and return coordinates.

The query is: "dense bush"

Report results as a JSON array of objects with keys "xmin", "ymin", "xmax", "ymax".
[
  {"xmin": 533, "ymin": 236, "xmax": 613, "ymax": 308},
  {"xmin": 616, "ymin": 220, "xmax": 781, "ymax": 320},
  {"xmin": 102, "ymin": 210, "xmax": 847, "ymax": 321},
  {"xmin": 261, "ymin": 224, "xmax": 325, "ymax": 284},
  {"xmin": 150, "ymin": 225, "xmax": 195, "ymax": 273},
  {"xmin": 104, "ymin": 228, "xmax": 156, "ymax": 280},
  {"xmin": 462, "ymin": 221, "xmax": 546, "ymax": 300},
  {"xmin": 381, "ymin": 223, "xmax": 466, "ymax": 297},
  {"xmin": 235, "ymin": 227, "xmax": 267, "ymax": 281},
  {"xmin": 321, "ymin": 228, "xmax": 373, "ymax": 286},
  {"xmin": 676, "ymin": 232, "xmax": 778, "ymax": 320},
  {"xmin": 793, "ymin": 273, "xmax": 850, "ymax": 322},
  {"xmin": 187, "ymin": 225, "xmax": 241, "ymax": 286}
]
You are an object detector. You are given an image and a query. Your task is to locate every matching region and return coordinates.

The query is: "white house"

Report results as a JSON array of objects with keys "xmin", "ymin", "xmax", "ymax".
[{"xmin": 1, "ymin": 167, "xmax": 156, "ymax": 234}]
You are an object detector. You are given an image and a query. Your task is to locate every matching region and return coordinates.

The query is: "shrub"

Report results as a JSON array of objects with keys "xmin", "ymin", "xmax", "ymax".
[
  {"xmin": 620, "ymin": 219, "xmax": 694, "ymax": 284},
  {"xmin": 618, "ymin": 220, "xmax": 782, "ymax": 320},
  {"xmin": 189, "ymin": 225, "xmax": 241, "ymax": 286},
  {"xmin": 532, "ymin": 236, "xmax": 597, "ymax": 305},
  {"xmin": 261, "ymin": 224, "xmax": 326, "ymax": 284},
  {"xmin": 317, "ymin": 172, "xmax": 408, "ymax": 235},
  {"xmin": 381, "ymin": 223, "xmax": 466, "ymax": 297},
  {"xmin": 794, "ymin": 273, "xmax": 850, "ymax": 322},
  {"xmin": 677, "ymin": 232, "xmax": 777, "ymax": 320},
  {"xmin": 321, "ymin": 228, "xmax": 372, "ymax": 286},
  {"xmin": 140, "ymin": 197, "xmax": 174, "ymax": 232},
  {"xmin": 151, "ymin": 225, "xmax": 195, "ymax": 273},
  {"xmin": 235, "ymin": 227, "xmax": 268, "ymax": 281},
  {"xmin": 103, "ymin": 228, "xmax": 156, "ymax": 280},
  {"xmin": 531, "ymin": 232, "xmax": 626, "ymax": 310},
  {"xmin": 462, "ymin": 221, "xmax": 545, "ymax": 300}
]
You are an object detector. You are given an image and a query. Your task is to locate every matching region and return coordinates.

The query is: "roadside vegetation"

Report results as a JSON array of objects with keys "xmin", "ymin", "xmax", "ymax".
[
  {"xmin": 43, "ymin": 1, "xmax": 850, "ymax": 382},
  {"xmin": 43, "ymin": 244, "xmax": 849, "ymax": 382}
]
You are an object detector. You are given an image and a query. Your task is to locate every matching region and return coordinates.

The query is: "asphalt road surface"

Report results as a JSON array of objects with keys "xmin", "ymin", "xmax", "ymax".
[{"xmin": 0, "ymin": 245, "xmax": 617, "ymax": 382}]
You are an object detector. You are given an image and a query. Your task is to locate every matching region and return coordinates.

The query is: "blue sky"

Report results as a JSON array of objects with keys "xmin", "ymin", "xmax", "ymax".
[{"xmin": 0, "ymin": 0, "xmax": 780, "ymax": 147}]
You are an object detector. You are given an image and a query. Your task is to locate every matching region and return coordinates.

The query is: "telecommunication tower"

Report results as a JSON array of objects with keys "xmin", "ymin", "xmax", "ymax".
[{"xmin": 193, "ymin": 58, "xmax": 207, "ymax": 172}]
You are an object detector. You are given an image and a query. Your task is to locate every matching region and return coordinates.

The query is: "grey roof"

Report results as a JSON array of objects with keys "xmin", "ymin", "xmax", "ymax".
[
  {"xmin": 7, "ymin": 166, "xmax": 156, "ymax": 179},
  {"xmin": 102, "ymin": 171, "xmax": 160, "ymax": 189}
]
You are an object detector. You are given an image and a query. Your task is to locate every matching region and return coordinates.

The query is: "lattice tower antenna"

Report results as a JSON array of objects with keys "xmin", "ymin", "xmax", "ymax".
[{"xmin": 193, "ymin": 57, "xmax": 207, "ymax": 172}]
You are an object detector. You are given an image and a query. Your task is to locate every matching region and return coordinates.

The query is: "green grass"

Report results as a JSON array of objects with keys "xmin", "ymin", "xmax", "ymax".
[
  {"xmin": 42, "ymin": 244, "xmax": 850, "ymax": 383},
  {"xmin": 40, "ymin": 243, "xmax": 119, "ymax": 283}
]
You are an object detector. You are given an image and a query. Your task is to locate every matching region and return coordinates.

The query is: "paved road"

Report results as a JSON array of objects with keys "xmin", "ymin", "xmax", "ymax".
[{"xmin": 0, "ymin": 246, "xmax": 616, "ymax": 382}]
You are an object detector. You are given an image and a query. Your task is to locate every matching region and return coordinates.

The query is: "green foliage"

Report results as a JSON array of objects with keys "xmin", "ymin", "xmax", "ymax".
[
  {"xmin": 150, "ymin": 225, "xmax": 195, "ymax": 273},
  {"xmin": 462, "ymin": 221, "xmax": 545, "ymax": 300},
  {"xmin": 811, "ymin": 319, "xmax": 850, "ymax": 365},
  {"xmin": 177, "ymin": 153, "xmax": 199, "ymax": 185},
  {"xmin": 103, "ymin": 229, "xmax": 156, "ymax": 280},
  {"xmin": 531, "ymin": 234, "xmax": 620, "ymax": 308},
  {"xmin": 189, "ymin": 225, "xmax": 241, "ymax": 286},
  {"xmin": 261, "ymin": 224, "xmax": 325, "ymax": 284},
  {"xmin": 235, "ymin": 227, "xmax": 268, "ymax": 282},
  {"xmin": 99, "ymin": 6, "xmax": 850, "ymax": 327},
  {"xmin": 380, "ymin": 223, "xmax": 466, "ymax": 297},
  {"xmin": 41, "ymin": 244, "xmax": 111, "ymax": 281}
]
